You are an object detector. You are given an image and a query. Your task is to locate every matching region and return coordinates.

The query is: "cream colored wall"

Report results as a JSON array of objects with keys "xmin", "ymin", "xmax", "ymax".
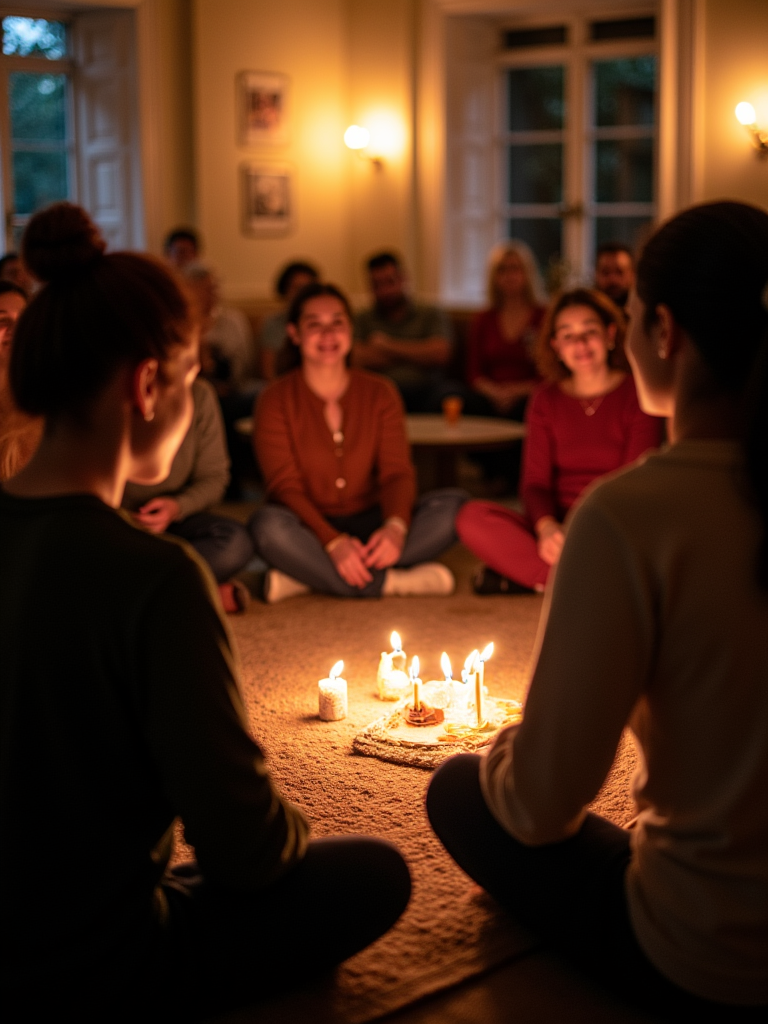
[
  {"xmin": 192, "ymin": 0, "xmax": 419, "ymax": 302},
  {"xmin": 698, "ymin": 0, "xmax": 768, "ymax": 208}
]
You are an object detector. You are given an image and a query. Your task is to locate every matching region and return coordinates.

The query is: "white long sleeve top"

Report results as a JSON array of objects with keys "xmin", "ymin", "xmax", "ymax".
[{"xmin": 481, "ymin": 440, "xmax": 768, "ymax": 1005}]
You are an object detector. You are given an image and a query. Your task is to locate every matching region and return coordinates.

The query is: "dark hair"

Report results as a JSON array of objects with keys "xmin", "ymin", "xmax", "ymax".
[
  {"xmin": 0, "ymin": 252, "xmax": 20, "ymax": 277},
  {"xmin": 596, "ymin": 241, "xmax": 633, "ymax": 262},
  {"xmin": 535, "ymin": 287, "xmax": 628, "ymax": 382},
  {"xmin": 163, "ymin": 227, "xmax": 199, "ymax": 253},
  {"xmin": 275, "ymin": 261, "xmax": 319, "ymax": 298},
  {"xmin": 11, "ymin": 203, "xmax": 194, "ymax": 421},
  {"xmin": 366, "ymin": 251, "xmax": 401, "ymax": 274},
  {"xmin": 276, "ymin": 282, "xmax": 353, "ymax": 375},
  {"xmin": 0, "ymin": 280, "xmax": 28, "ymax": 302},
  {"xmin": 636, "ymin": 200, "xmax": 768, "ymax": 587}
]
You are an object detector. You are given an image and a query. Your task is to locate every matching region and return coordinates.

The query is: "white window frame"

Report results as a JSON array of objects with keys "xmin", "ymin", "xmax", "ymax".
[
  {"xmin": 0, "ymin": 9, "xmax": 77, "ymax": 249},
  {"xmin": 495, "ymin": 10, "xmax": 658, "ymax": 286}
]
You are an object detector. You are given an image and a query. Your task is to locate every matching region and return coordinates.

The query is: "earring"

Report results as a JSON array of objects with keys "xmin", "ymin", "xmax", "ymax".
[
  {"xmin": 144, "ymin": 410, "xmax": 155, "ymax": 422},
  {"xmin": 657, "ymin": 346, "xmax": 667, "ymax": 359}
]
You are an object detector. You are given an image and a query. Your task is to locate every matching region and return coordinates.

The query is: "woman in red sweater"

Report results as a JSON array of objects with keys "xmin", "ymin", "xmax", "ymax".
[
  {"xmin": 249, "ymin": 283, "xmax": 466, "ymax": 601},
  {"xmin": 466, "ymin": 241, "xmax": 546, "ymax": 419},
  {"xmin": 457, "ymin": 288, "xmax": 663, "ymax": 593}
]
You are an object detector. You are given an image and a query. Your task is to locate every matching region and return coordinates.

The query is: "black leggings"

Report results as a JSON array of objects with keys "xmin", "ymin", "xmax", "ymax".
[{"xmin": 427, "ymin": 754, "xmax": 765, "ymax": 1022}]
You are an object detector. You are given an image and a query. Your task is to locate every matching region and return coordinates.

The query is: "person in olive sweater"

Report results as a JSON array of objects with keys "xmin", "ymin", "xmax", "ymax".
[{"xmin": 122, "ymin": 375, "xmax": 253, "ymax": 611}]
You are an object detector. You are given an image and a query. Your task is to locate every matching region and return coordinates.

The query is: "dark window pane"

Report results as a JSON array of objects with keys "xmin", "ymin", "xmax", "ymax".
[
  {"xmin": 2, "ymin": 17, "xmax": 66, "ymax": 59},
  {"xmin": 595, "ymin": 216, "xmax": 653, "ymax": 254},
  {"xmin": 509, "ymin": 144, "xmax": 562, "ymax": 203},
  {"xmin": 507, "ymin": 67, "xmax": 564, "ymax": 130},
  {"xmin": 12, "ymin": 151, "xmax": 68, "ymax": 215},
  {"xmin": 508, "ymin": 219, "xmax": 561, "ymax": 283},
  {"xmin": 590, "ymin": 18, "xmax": 655, "ymax": 41},
  {"xmin": 10, "ymin": 72, "xmax": 67, "ymax": 142},
  {"xmin": 503, "ymin": 26, "xmax": 567, "ymax": 49},
  {"xmin": 595, "ymin": 139, "xmax": 653, "ymax": 202},
  {"xmin": 594, "ymin": 57, "xmax": 656, "ymax": 127}
]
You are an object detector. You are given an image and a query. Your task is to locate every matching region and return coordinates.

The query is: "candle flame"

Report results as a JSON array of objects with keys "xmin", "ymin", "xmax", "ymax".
[
  {"xmin": 409, "ymin": 655, "xmax": 420, "ymax": 680},
  {"xmin": 464, "ymin": 649, "xmax": 479, "ymax": 672},
  {"xmin": 391, "ymin": 631, "xmax": 402, "ymax": 651},
  {"xmin": 440, "ymin": 652, "xmax": 452, "ymax": 679},
  {"xmin": 480, "ymin": 642, "xmax": 494, "ymax": 663},
  {"xmin": 330, "ymin": 660, "xmax": 344, "ymax": 680}
]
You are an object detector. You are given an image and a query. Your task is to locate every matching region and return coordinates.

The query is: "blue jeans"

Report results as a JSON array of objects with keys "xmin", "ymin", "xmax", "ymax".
[
  {"xmin": 169, "ymin": 512, "xmax": 254, "ymax": 583},
  {"xmin": 249, "ymin": 489, "xmax": 467, "ymax": 597}
]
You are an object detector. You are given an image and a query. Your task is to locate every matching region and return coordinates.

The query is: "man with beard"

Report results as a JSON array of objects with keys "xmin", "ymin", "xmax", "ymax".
[
  {"xmin": 352, "ymin": 251, "xmax": 455, "ymax": 412},
  {"xmin": 594, "ymin": 242, "xmax": 635, "ymax": 315}
]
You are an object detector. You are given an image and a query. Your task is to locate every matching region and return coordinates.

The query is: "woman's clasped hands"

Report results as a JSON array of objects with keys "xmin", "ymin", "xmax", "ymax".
[{"xmin": 327, "ymin": 523, "xmax": 405, "ymax": 587}]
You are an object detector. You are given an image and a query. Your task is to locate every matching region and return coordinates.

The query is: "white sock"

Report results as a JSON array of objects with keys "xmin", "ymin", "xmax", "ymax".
[
  {"xmin": 382, "ymin": 563, "xmax": 455, "ymax": 597},
  {"xmin": 265, "ymin": 569, "xmax": 310, "ymax": 604}
]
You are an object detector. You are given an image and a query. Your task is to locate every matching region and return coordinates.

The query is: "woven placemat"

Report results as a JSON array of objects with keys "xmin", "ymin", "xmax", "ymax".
[{"xmin": 353, "ymin": 699, "xmax": 522, "ymax": 770}]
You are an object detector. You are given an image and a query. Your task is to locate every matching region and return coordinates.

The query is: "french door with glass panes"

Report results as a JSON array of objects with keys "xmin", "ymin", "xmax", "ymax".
[
  {"xmin": 0, "ymin": 11, "xmax": 145, "ymax": 253},
  {"xmin": 499, "ymin": 17, "xmax": 657, "ymax": 291},
  {"xmin": 0, "ymin": 15, "xmax": 74, "ymax": 249}
]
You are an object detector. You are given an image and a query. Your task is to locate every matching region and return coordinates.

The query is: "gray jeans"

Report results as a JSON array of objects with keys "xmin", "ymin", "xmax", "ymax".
[{"xmin": 249, "ymin": 489, "xmax": 468, "ymax": 597}]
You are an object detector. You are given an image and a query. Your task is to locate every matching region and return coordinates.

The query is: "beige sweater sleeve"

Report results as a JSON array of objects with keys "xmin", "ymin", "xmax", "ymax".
[{"xmin": 480, "ymin": 489, "xmax": 652, "ymax": 845}]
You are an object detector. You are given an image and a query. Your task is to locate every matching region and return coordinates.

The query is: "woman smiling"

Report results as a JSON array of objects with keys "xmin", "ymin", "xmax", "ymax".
[
  {"xmin": 457, "ymin": 288, "xmax": 662, "ymax": 593},
  {"xmin": 250, "ymin": 283, "xmax": 466, "ymax": 601}
]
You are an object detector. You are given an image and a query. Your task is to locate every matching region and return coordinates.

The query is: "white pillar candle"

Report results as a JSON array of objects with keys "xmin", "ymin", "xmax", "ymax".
[{"xmin": 319, "ymin": 660, "xmax": 347, "ymax": 721}]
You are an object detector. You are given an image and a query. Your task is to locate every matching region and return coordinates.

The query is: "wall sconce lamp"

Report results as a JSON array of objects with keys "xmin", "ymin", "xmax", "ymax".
[
  {"xmin": 735, "ymin": 102, "xmax": 768, "ymax": 156},
  {"xmin": 344, "ymin": 125, "xmax": 383, "ymax": 169}
]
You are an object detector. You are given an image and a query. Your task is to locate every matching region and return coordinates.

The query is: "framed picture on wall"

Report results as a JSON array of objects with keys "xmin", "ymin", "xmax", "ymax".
[
  {"xmin": 237, "ymin": 71, "xmax": 289, "ymax": 145},
  {"xmin": 242, "ymin": 164, "xmax": 293, "ymax": 236}
]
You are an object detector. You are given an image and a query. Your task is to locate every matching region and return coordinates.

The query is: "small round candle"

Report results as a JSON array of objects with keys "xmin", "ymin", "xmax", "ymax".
[
  {"xmin": 390, "ymin": 631, "xmax": 406, "ymax": 672},
  {"xmin": 319, "ymin": 660, "xmax": 347, "ymax": 721}
]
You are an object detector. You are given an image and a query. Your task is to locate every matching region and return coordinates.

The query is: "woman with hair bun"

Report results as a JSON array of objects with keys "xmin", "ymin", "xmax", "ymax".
[
  {"xmin": 0, "ymin": 204, "xmax": 409, "ymax": 1017},
  {"xmin": 458, "ymin": 287, "xmax": 662, "ymax": 594},
  {"xmin": 428, "ymin": 201, "xmax": 768, "ymax": 1019}
]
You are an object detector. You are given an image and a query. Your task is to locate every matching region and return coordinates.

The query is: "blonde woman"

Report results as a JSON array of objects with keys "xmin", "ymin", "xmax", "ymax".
[{"xmin": 466, "ymin": 241, "xmax": 547, "ymax": 419}]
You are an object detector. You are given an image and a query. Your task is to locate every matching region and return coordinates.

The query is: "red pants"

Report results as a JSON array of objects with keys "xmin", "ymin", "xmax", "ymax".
[{"xmin": 456, "ymin": 500, "xmax": 549, "ymax": 590}]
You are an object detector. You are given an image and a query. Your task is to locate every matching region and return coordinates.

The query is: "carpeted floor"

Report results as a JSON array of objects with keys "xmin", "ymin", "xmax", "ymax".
[{"xmin": 191, "ymin": 542, "xmax": 640, "ymax": 1024}]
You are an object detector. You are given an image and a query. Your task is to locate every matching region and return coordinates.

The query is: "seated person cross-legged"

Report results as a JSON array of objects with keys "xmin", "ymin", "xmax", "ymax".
[
  {"xmin": 249, "ymin": 282, "xmax": 466, "ymax": 602},
  {"xmin": 466, "ymin": 240, "xmax": 547, "ymax": 420},
  {"xmin": 352, "ymin": 251, "xmax": 458, "ymax": 413},
  {"xmin": 428, "ymin": 201, "xmax": 768, "ymax": 1021},
  {"xmin": 0, "ymin": 204, "xmax": 410, "ymax": 1019},
  {"xmin": 121, "ymin": 375, "xmax": 254, "ymax": 613},
  {"xmin": 457, "ymin": 288, "xmax": 663, "ymax": 594}
]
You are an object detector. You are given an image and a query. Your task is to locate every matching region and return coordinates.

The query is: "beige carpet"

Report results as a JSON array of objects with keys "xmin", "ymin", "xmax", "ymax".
[{"xmin": 188, "ymin": 544, "xmax": 638, "ymax": 1024}]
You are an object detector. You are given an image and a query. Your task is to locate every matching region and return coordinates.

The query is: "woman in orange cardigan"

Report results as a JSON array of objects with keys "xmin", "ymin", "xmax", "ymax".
[{"xmin": 249, "ymin": 283, "xmax": 466, "ymax": 601}]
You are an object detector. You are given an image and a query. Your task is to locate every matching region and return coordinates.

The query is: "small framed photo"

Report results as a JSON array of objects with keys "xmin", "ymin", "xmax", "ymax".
[
  {"xmin": 242, "ymin": 164, "xmax": 293, "ymax": 236},
  {"xmin": 237, "ymin": 71, "xmax": 289, "ymax": 145}
]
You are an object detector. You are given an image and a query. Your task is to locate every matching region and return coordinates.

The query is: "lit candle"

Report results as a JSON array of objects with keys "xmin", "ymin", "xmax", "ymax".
[
  {"xmin": 462, "ymin": 649, "xmax": 479, "ymax": 685},
  {"xmin": 390, "ymin": 631, "xmax": 406, "ymax": 672},
  {"xmin": 377, "ymin": 631, "xmax": 410, "ymax": 701},
  {"xmin": 441, "ymin": 652, "xmax": 452, "ymax": 682},
  {"xmin": 319, "ymin": 660, "xmax": 347, "ymax": 721},
  {"xmin": 475, "ymin": 642, "xmax": 494, "ymax": 728},
  {"xmin": 410, "ymin": 655, "xmax": 421, "ymax": 711}
]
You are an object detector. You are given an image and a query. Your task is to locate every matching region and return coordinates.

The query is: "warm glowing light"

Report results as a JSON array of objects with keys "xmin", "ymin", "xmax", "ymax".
[
  {"xmin": 391, "ymin": 631, "xmax": 402, "ymax": 652},
  {"xmin": 464, "ymin": 649, "xmax": 479, "ymax": 672},
  {"xmin": 441, "ymin": 652, "xmax": 452, "ymax": 680},
  {"xmin": 735, "ymin": 102, "xmax": 757, "ymax": 126},
  {"xmin": 329, "ymin": 660, "xmax": 344, "ymax": 681},
  {"xmin": 344, "ymin": 124, "xmax": 370, "ymax": 150},
  {"xmin": 479, "ymin": 642, "xmax": 494, "ymax": 664},
  {"xmin": 410, "ymin": 656, "xmax": 420, "ymax": 680}
]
